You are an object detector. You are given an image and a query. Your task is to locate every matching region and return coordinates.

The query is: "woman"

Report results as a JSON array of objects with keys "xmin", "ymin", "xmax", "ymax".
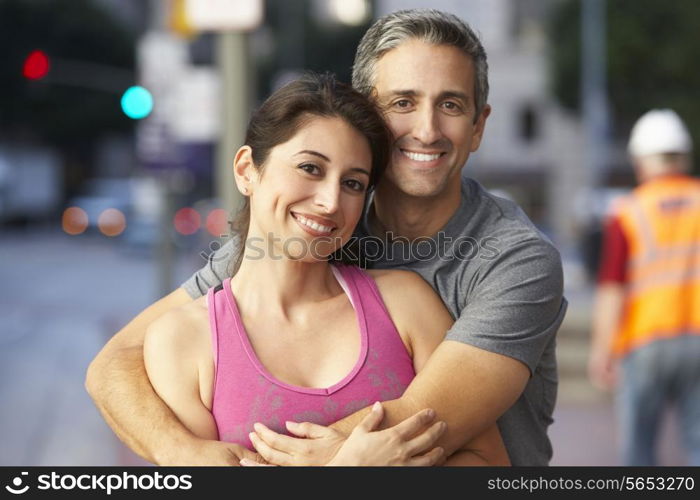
[{"xmin": 144, "ymin": 73, "xmax": 509, "ymax": 466}]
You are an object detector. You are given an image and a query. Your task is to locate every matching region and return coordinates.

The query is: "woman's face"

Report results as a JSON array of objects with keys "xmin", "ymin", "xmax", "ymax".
[{"xmin": 246, "ymin": 115, "xmax": 373, "ymax": 261}]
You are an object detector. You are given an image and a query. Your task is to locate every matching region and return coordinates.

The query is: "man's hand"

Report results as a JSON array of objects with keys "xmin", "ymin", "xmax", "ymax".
[
  {"xmin": 247, "ymin": 402, "xmax": 445, "ymax": 466},
  {"xmin": 174, "ymin": 439, "xmax": 266, "ymax": 467},
  {"xmin": 158, "ymin": 438, "xmax": 266, "ymax": 467},
  {"xmin": 588, "ymin": 348, "xmax": 618, "ymax": 390},
  {"xmin": 589, "ymin": 283, "xmax": 625, "ymax": 391}
]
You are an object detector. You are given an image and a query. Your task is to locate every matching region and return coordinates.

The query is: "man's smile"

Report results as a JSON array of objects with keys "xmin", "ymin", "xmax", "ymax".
[{"xmin": 399, "ymin": 149, "xmax": 446, "ymax": 162}]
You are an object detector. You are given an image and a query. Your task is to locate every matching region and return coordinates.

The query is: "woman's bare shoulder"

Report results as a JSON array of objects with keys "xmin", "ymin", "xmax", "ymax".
[
  {"xmin": 365, "ymin": 267, "xmax": 451, "ymax": 329},
  {"xmin": 147, "ymin": 294, "xmax": 210, "ymax": 350},
  {"xmin": 365, "ymin": 268, "xmax": 438, "ymax": 301},
  {"xmin": 364, "ymin": 267, "xmax": 453, "ymax": 370}
]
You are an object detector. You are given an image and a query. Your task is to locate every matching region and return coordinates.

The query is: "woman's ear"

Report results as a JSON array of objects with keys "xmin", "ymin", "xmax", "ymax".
[{"xmin": 233, "ymin": 146, "xmax": 256, "ymax": 196}]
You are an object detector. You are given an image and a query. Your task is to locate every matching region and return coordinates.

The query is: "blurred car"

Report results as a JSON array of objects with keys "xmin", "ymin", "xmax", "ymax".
[
  {"xmin": 68, "ymin": 177, "xmax": 134, "ymax": 234},
  {"xmin": 0, "ymin": 145, "xmax": 62, "ymax": 224}
]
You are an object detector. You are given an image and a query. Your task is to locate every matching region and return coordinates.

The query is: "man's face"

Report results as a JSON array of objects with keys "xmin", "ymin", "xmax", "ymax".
[{"xmin": 373, "ymin": 39, "xmax": 490, "ymax": 199}]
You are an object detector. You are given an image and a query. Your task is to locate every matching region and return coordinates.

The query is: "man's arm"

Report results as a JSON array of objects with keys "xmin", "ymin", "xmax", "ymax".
[
  {"xmin": 85, "ymin": 288, "xmax": 205, "ymax": 464},
  {"xmin": 368, "ymin": 270, "xmax": 515, "ymax": 462},
  {"xmin": 86, "ymin": 288, "xmax": 258, "ymax": 465},
  {"xmin": 588, "ymin": 283, "xmax": 625, "ymax": 390},
  {"xmin": 332, "ymin": 340, "xmax": 528, "ymax": 457},
  {"xmin": 588, "ymin": 214, "xmax": 627, "ymax": 390},
  {"xmin": 444, "ymin": 422, "xmax": 509, "ymax": 466},
  {"xmin": 86, "ymin": 238, "xmax": 242, "ymax": 465}
]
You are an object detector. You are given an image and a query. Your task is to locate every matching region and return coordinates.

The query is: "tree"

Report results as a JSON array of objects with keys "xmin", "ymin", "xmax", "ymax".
[
  {"xmin": 549, "ymin": 0, "xmax": 700, "ymax": 173},
  {"xmin": 254, "ymin": 0, "xmax": 372, "ymax": 101}
]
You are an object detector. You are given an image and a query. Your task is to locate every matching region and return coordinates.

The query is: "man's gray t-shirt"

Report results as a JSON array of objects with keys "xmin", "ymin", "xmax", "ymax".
[{"xmin": 182, "ymin": 176, "xmax": 567, "ymax": 465}]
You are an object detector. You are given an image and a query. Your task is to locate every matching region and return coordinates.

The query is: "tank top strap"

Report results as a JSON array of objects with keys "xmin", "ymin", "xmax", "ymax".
[
  {"xmin": 207, "ymin": 278, "xmax": 236, "ymax": 384},
  {"xmin": 334, "ymin": 265, "xmax": 394, "ymax": 322},
  {"xmin": 330, "ymin": 264, "xmax": 358, "ymax": 309}
]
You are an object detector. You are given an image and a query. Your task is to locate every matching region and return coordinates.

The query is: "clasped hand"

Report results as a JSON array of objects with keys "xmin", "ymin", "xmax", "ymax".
[{"xmin": 241, "ymin": 402, "xmax": 446, "ymax": 466}]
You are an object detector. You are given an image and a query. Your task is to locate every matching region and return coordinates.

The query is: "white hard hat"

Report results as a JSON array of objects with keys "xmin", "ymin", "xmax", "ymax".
[{"xmin": 627, "ymin": 109, "xmax": 693, "ymax": 157}]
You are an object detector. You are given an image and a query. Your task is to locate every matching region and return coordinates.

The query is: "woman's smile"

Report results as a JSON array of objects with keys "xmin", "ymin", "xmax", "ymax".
[{"xmin": 291, "ymin": 211, "xmax": 338, "ymax": 236}]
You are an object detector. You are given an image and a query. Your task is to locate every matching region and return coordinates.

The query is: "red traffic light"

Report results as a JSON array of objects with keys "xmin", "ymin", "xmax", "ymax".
[{"xmin": 23, "ymin": 50, "xmax": 50, "ymax": 80}]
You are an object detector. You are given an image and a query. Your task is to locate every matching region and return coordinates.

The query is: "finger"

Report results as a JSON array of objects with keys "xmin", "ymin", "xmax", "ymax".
[
  {"xmin": 406, "ymin": 421, "xmax": 447, "ymax": 456},
  {"xmin": 356, "ymin": 401, "xmax": 384, "ymax": 432},
  {"xmin": 239, "ymin": 458, "xmax": 275, "ymax": 467},
  {"xmin": 389, "ymin": 408, "xmax": 436, "ymax": 438},
  {"xmin": 238, "ymin": 447, "xmax": 268, "ymax": 465},
  {"xmin": 408, "ymin": 446, "xmax": 444, "ymax": 467},
  {"xmin": 253, "ymin": 422, "xmax": 306, "ymax": 452},
  {"xmin": 285, "ymin": 421, "xmax": 335, "ymax": 439},
  {"xmin": 249, "ymin": 431, "xmax": 293, "ymax": 466}
]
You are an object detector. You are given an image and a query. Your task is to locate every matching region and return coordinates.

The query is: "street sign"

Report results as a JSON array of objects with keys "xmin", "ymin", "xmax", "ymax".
[
  {"xmin": 185, "ymin": 0, "xmax": 263, "ymax": 31},
  {"xmin": 171, "ymin": 68, "xmax": 221, "ymax": 142},
  {"xmin": 135, "ymin": 33, "xmax": 188, "ymax": 166}
]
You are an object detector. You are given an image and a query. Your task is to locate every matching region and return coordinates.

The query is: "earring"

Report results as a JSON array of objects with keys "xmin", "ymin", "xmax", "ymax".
[{"xmin": 242, "ymin": 187, "xmax": 248, "ymax": 195}]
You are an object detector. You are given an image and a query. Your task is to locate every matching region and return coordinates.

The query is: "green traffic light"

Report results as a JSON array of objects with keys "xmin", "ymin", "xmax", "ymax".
[{"xmin": 120, "ymin": 86, "xmax": 153, "ymax": 119}]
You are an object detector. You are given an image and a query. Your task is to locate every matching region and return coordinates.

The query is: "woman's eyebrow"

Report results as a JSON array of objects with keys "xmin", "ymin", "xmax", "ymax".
[
  {"xmin": 349, "ymin": 167, "xmax": 370, "ymax": 177},
  {"xmin": 295, "ymin": 150, "xmax": 370, "ymax": 176},
  {"xmin": 294, "ymin": 150, "xmax": 330, "ymax": 161}
]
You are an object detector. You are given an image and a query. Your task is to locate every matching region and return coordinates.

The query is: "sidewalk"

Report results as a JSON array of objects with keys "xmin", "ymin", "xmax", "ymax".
[{"xmin": 0, "ymin": 227, "xmax": 197, "ymax": 466}]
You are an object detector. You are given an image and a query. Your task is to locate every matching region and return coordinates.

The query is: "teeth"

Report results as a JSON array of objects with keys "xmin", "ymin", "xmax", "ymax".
[
  {"xmin": 295, "ymin": 214, "xmax": 333, "ymax": 233},
  {"xmin": 402, "ymin": 150, "xmax": 441, "ymax": 162}
]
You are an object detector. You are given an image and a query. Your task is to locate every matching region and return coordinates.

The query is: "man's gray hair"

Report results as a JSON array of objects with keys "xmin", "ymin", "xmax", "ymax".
[{"xmin": 352, "ymin": 9, "xmax": 489, "ymax": 121}]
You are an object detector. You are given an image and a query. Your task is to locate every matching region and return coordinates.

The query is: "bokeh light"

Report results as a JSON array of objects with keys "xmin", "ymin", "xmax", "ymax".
[
  {"xmin": 120, "ymin": 86, "xmax": 153, "ymax": 119},
  {"xmin": 329, "ymin": 0, "xmax": 370, "ymax": 26},
  {"xmin": 205, "ymin": 209, "xmax": 229, "ymax": 237},
  {"xmin": 98, "ymin": 208, "xmax": 127, "ymax": 237},
  {"xmin": 174, "ymin": 207, "xmax": 201, "ymax": 235},
  {"xmin": 23, "ymin": 50, "xmax": 50, "ymax": 80},
  {"xmin": 62, "ymin": 207, "xmax": 88, "ymax": 235}
]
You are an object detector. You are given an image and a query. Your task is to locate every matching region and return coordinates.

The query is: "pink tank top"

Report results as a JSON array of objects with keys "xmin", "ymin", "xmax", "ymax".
[{"xmin": 207, "ymin": 264, "xmax": 415, "ymax": 449}]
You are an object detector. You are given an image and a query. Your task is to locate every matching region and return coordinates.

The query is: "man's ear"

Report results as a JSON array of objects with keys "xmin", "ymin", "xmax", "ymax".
[
  {"xmin": 470, "ymin": 104, "xmax": 492, "ymax": 152},
  {"xmin": 233, "ymin": 146, "xmax": 257, "ymax": 195}
]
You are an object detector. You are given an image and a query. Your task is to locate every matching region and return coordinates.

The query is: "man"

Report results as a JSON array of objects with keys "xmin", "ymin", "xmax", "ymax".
[
  {"xmin": 87, "ymin": 9, "xmax": 566, "ymax": 466},
  {"xmin": 589, "ymin": 109, "xmax": 700, "ymax": 465}
]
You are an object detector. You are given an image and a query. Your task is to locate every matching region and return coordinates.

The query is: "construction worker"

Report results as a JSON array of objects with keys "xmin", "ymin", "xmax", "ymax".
[{"xmin": 589, "ymin": 109, "xmax": 700, "ymax": 465}]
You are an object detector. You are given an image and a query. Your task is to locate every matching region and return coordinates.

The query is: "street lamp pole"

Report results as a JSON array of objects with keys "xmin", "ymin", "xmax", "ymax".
[
  {"xmin": 581, "ymin": 0, "xmax": 610, "ymax": 195},
  {"xmin": 215, "ymin": 32, "xmax": 248, "ymax": 223}
]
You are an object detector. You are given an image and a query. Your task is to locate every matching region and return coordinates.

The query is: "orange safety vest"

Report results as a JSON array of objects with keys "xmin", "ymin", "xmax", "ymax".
[{"xmin": 613, "ymin": 174, "xmax": 700, "ymax": 357}]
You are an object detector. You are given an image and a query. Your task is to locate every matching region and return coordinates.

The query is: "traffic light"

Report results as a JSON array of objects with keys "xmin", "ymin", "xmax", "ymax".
[
  {"xmin": 23, "ymin": 50, "xmax": 50, "ymax": 80},
  {"xmin": 120, "ymin": 85, "xmax": 153, "ymax": 119}
]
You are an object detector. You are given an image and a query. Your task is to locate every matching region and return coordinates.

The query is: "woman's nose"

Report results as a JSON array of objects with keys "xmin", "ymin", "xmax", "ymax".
[{"xmin": 314, "ymin": 181, "xmax": 340, "ymax": 214}]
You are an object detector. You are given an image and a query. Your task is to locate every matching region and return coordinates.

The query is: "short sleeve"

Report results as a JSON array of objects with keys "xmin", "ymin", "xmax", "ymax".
[
  {"xmin": 445, "ymin": 239, "xmax": 567, "ymax": 375},
  {"xmin": 180, "ymin": 236, "xmax": 241, "ymax": 298},
  {"xmin": 596, "ymin": 216, "xmax": 628, "ymax": 284}
]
